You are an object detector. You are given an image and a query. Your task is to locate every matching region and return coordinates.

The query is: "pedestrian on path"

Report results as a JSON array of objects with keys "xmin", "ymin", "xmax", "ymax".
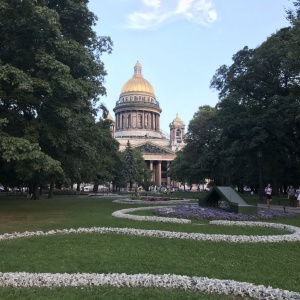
[
  {"xmin": 287, "ymin": 185, "xmax": 296, "ymax": 207},
  {"xmin": 297, "ymin": 187, "xmax": 300, "ymax": 208},
  {"xmin": 265, "ymin": 183, "xmax": 272, "ymax": 208}
]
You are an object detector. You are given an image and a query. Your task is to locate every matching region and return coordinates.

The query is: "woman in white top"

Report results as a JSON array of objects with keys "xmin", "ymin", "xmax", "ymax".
[
  {"xmin": 297, "ymin": 187, "xmax": 300, "ymax": 207},
  {"xmin": 265, "ymin": 184, "xmax": 272, "ymax": 208}
]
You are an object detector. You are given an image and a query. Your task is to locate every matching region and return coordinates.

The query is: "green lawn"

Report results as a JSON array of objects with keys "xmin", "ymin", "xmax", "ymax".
[{"xmin": 0, "ymin": 194, "xmax": 299, "ymax": 299}]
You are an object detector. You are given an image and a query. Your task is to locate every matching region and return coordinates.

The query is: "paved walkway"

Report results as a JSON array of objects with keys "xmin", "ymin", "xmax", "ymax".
[{"xmin": 258, "ymin": 203, "xmax": 300, "ymax": 213}]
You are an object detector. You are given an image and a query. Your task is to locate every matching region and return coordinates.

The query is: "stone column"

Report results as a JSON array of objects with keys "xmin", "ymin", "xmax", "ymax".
[
  {"xmin": 149, "ymin": 160, "xmax": 154, "ymax": 182},
  {"xmin": 151, "ymin": 114, "xmax": 153, "ymax": 130},
  {"xmin": 155, "ymin": 161, "xmax": 162, "ymax": 186},
  {"xmin": 167, "ymin": 162, "xmax": 171, "ymax": 186}
]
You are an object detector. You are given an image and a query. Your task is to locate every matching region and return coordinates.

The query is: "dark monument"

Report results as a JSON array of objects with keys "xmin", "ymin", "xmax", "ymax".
[{"xmin": 200, "ymin": 186, "xmax": 257, "ymax": 216}]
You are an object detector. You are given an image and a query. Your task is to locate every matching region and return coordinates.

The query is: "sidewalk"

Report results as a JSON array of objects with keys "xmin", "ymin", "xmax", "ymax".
[{"xmin": 258, "ymin": 203, "xmax": 300, "ymax": 214}]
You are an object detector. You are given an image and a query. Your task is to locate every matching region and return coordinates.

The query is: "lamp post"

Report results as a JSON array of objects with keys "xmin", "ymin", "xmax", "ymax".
[{"xmin": 257, "ymin": 151, "xmax": 263, "ymax": 202}]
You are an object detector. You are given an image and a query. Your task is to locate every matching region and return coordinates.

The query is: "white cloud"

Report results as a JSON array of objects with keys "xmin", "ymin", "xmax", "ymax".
[
  {"xmin": 175, "ymin": 0, "xmax": 194, "ymax": 14},
  {"xmin": 127, "ymin": 11, "xmax": 171, "ymax": 30},
  {"xmin": 143, "ymin": 0, "xmax": 161, "ymax": 9},
  {"xmin": 126, "ymin": 0, "xmax": 218, "ymax": 30}
]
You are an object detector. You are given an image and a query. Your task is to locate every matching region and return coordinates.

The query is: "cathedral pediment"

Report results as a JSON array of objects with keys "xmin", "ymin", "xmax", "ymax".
[{"xmin": 135, "ymin": 142, "xmax": 174, "ymax": 155}]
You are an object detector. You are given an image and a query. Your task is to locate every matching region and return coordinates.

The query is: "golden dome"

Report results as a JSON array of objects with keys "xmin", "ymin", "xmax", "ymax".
[{"xmin": 120, "ymin": 61, "xmax": 155, "ymax": 95}]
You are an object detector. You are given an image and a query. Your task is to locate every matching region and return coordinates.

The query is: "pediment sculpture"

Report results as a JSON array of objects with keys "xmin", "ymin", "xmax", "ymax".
[{"xmin": 137, "ymin": 143, "xmax": 169, "ymax": 154}]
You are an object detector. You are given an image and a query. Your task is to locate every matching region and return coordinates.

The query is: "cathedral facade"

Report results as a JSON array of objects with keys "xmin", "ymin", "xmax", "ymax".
[{"xmin": 110, "ymin": 61, "xmax": 186, "ymax": 187}]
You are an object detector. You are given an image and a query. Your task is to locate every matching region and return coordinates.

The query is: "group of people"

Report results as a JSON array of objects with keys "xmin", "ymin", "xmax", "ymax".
[
  {"xmin": 264, "ymin": 184, "xmax": 300, "ymax": 207},
  {"xmin": 287, "ymin": 185, "xmax": 300, "ymax": 207}
]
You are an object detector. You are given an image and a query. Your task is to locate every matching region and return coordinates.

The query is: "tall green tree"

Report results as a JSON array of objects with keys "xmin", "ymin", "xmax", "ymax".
[
  {"xmin": 133, "ymin": 148, "xmax": 153, "ymax": 190},
  {"xmin": 0, "ymin": 119, "xmax": 65, "ymax": 199},
  {"xmin": 123, "ymin": 141, "xmax": 139, "ymax": 191},
  {"xmin": 111, "ymin": 151, "xmax": 127, "ymax": 191},
  {"xmin": 209, "ymin": 2, "xmax": 300, "ymax": 190},
  {"xmin": 0, "ymin": 0, "xmax": 113, "ymax": 194}
]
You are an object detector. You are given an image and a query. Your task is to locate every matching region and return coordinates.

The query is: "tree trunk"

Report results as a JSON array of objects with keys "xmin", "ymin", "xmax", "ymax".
[
  {"xmin": 93, "ymin": 183, "xmax": 99, "ymax": 193},
  {"xmin": 48, "ymin": 182, "xmax": 54, "ymax": 199},
  {"xmin": 31, "ymin": 183, "xmax": 39, "ymax": 200}
]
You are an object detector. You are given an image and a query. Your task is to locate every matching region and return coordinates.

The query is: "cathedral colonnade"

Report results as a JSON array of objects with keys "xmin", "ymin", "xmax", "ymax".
[
  {"xmin": 115, "ymin": 111, "xmax": 160, "ymax": 131},
  {"xmin": 146, "ymin": 160, "xmax": 175, "ymax": 188}
]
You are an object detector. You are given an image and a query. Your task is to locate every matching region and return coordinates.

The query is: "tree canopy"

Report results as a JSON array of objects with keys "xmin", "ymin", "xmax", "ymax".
[
  {"xmin": 121, "ymin": 141, "xmax": 152, "ymax": 191},
  {"xmin": 170, "ymin": 1, "xmax": 300, "ymax": 193},
  {"xmin": 0, "ymin": 0, "xmax": 117, "ymax": 197}
]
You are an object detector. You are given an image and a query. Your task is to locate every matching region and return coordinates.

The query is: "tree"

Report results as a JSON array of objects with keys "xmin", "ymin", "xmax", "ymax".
[
  {"xmin": 133, "ymin": 148, "xmax": 153, "ymax": 190},
  {"xmin": 169, "ymin": 106, "xmax": 224, "ymax": 187},
  {"xmin": 209, "ymin": 2, "xmax": 300, "ymax": 190},
  {"xmin": 168, "ymin": 150, "xmax": 191, "ymax": 188},
  {"xmin": 0, "ymin": 0, "xmax": 113, "ymax": 194},
  {"xmin": 0, "ymin": 119, "xmax": 65, "ymax": 199},
  {"xmin": 121, "ymin": 141, "xmax": 152, "ymax": 191},
  {"xmin": 111, "ymin": 151, "xmax": 127, "ymax": 191},
  {"xmin": 122, "ymin": 141, "xmax": 139, "ymax": 190}
]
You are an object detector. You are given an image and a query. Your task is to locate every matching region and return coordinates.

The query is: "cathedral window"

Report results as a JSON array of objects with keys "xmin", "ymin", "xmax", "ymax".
[{"xmin": 176, "ymin": 129, "xmax": 181, "ymax": 138}]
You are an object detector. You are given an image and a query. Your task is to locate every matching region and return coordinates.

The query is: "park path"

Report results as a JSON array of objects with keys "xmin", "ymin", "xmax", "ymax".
[{"xmin": 258, "ymin": 203, "xmax": 300, "ymax": 214}]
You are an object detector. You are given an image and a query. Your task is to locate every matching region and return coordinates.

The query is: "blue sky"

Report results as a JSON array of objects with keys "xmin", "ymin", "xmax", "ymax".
[{"xmin": 88, "ymin": 0, "xmax": 292, "ymax": 133}]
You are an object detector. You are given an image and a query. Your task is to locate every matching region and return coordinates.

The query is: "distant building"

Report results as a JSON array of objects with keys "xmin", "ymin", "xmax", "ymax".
[{"xmin": 110, "ymin": 61, "xmax": 186, "ymax": 187}]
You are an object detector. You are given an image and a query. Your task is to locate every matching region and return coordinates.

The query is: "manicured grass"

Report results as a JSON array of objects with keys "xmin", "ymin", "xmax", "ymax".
[
  {"xmin": 0, "ymin": 286, "xmax": 240, "ymax": 300},
  {"xmin": 0, "ymin": 194, "xmax": 300, "ymax": 299}
]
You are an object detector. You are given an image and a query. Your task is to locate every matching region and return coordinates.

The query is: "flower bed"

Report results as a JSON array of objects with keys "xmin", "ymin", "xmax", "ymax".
[
  {"xmin": 142, "ymin": 196, "xmax": 171, "ymax": 201},
  {"xmin": 0, "ymin": 272, "xmax": 299, "ymax": 299},
  {"xmin": 113, "ymin": 199, "xmax": 191, "ymax": 205},
  {"xmin": 112, "ymin": 206, "xmax": 191, "ymax": 224},
  {"xmin": 1, "ymin": 225, "xmax": 300, "ymax": 296},
  {"xmin": 130, "ymin": 197, "xmax": 183, "ymax": 201},
  {"xmin": 153, "ymin": 205, "xmax": 296, "ymax": 221}
]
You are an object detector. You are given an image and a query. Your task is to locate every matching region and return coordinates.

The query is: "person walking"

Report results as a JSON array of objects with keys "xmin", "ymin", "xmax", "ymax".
[
  {"xmin": 296, "ymin": 187, "xmax": 300, "ymax": 208},
  {"xmin": 287, "ymin": 185, "xmax": 296, "ymax": 207},
  {"xmin": 265, "ymin": 183, "xmax": 272, "ymax": 208}
]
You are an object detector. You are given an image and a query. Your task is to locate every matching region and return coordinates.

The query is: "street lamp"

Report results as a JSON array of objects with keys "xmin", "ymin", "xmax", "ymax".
[{"xmin": 257, "ymin": 151, "xmax": 263, "ymax": 202}]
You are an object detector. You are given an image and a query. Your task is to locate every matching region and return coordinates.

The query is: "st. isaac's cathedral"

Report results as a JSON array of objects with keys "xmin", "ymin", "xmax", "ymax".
[{"xmin": 108, "ymin": 61, "xmax": 186, "ymax": 188}]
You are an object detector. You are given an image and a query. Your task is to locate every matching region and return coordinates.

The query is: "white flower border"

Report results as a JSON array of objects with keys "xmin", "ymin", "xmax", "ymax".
[
  {"xmin": 112, "ymin": 206, "xmax": 191, "ymax": 224},
  {"xmin": 1, "ymin": 226, "xmax": 300, "ymax": 297},
  {"xmin": 1, "ymin": 222, "xmax": 300, "ymax": 244},
  {"xmin": 1, "ymin": 206, "xmax": 300, "ymax": 297},
  {"xmin": 0, "ymin": 272, "xmax": 299, "ymax": 299},
  {"xmin": 111, "ymin": 206, "xmax": 300, "ymax": 243}
]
